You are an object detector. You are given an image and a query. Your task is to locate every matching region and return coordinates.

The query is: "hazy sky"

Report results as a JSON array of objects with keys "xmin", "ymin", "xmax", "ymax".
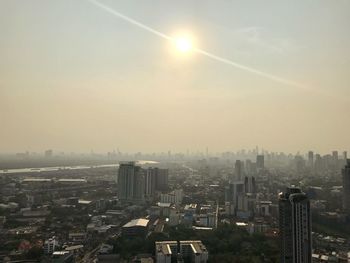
[{"xmin": 1, "ymin": 0, "xmax": 350, "ymax": 154}]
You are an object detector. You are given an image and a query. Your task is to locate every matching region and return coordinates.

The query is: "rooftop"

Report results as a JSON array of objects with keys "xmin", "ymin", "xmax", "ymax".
[
  {"xmin": 180, "ymin": 240, "xmax": 207, "ymax": 254},
  {"xmin": 156, "ymin": 241, "xmax": 177, "ymax": 256},
  {"xmin": 157, "ymin": 202, "xmax": 171, "ymax": 208},
  {"xmin": 184, "ymin": 204, "xmax": 197, "ymax": 210},
  {"xmin": 123, "ymin": 218, "xmax": 149, "ymax": 228},
  {"xmin": 53, "ymin": 251, "xmax": 70, "ymax": 256},
  {"xmin": 22, "ymin": 178, "xmax": 51, "ymax": 182},
  {"xmin": 65, "ymin": 245, "xmax": 84, "ymax": 251},
  {"xmin": 58, "ymin": 179, "xmax": 87, "ymax": 182},
  {"xmin": 78, "ymin": 200, "xmax": 92, "ymax": 205}
]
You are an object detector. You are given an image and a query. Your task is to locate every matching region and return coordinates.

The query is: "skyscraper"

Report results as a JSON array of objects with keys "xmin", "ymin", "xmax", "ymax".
[
  {"xmin": 145, "ymin": 167, "xmax": 169, "ymax": 197},
  {"xmin": 256, "ymin": 155, "xmax": 264, "ymax": 169},
  {"xmin": 225, "ymin": 173, "xmax": 256, "ymax": 217},
  {"xmin": 332, "ymin": 151, "xmax": 339, "ymax": 171},
  {"xmin": 279, "ymin": 187, "xmax": 312, "ymax": 263},
  {"xmin": 307, "ymin": 151, "xmax": 314, "ymax": 170},
  {"xmin": 244, "ymin": 176, "xmax": 256, "ymax": 193},
  {"xmin": 117, "ymin": 162, "xmax": 145, "ymax": 203},
  {"xmin": 144, "ymin": 167, "xmax": 157, "ymax": 198},
  {"xmin": 225, "ymin": 181, "xmax": 244, "ymax": 206},
  {"xmin": 314, "ymin": 154, "xmax": 323, "ymax": 174},
  {"xmin": 342, "ymin": 159, "xmax": 350, "ymax": 214},
  {"xmin": 155, "ymin": 168, "xmax": 169, "ymax": 191},
  {"xmin": 234, "ymin": 160, "xmax": 244, "ymax": 181}
]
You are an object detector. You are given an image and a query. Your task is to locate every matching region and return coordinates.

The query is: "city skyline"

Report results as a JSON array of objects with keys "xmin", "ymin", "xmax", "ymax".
[
  {"xmin": 1, "ymin": 148, "xmax": 349, "ymax": 157},
  {"xmin": 1, "ymin": 143, "xmax": 349, "ymax": 261},
  {"xmin": 1, "ymin": 1, "xmax": 350, "ymax": 262}
]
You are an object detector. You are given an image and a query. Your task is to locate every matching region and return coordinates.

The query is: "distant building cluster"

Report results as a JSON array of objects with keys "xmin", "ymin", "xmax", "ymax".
[
  {"xmin": 224, "ymin": 158, "xmax": 258, "ymax": 218},
  {"xmin": 306, "ymin": 150, "xmax": 347, "ymax": 175},
  {"xmin": 2, "ymin": 149, "xmax": 350, "ymax": 263}
]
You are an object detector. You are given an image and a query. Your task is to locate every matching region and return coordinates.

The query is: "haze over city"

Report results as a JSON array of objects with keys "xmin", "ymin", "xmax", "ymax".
[
  {"xmin": 1, "ymin": 0, "xmax": 350, "ymax": 154},
  {"xmin": 1, "ymin": 1, "xmax": 350, "ymax": 263}
]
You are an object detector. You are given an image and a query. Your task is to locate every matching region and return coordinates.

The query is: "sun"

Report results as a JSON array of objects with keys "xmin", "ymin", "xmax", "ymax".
[{"xmin": 175, "ymin": 37, "xmax": 193, "ymax": 53}]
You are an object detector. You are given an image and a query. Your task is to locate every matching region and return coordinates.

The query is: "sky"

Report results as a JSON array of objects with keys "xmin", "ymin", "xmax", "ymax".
[{"xmin": 0, "ymin": 0, "xmax": 350, "ymax": 154}]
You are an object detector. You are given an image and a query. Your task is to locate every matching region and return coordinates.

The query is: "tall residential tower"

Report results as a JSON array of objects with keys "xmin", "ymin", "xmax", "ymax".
[
  {"xmin": 279, "ymin": 187, "xmax": 312, "ymax": 263},
  {"xmin": 117, "ymin": 162, "xmax": 145, "ymax": 203}
]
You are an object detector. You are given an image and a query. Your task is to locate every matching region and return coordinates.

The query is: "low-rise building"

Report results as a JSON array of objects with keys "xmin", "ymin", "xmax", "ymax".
[
  {"xmin": 68, "ymin": 232, "xmax": 86, "ymax": 244},
  {"xmin": 52, "ymin": 251, "xmax": 73, "ymax": 263},
  {"xmin": 122, "ymin": 218, "xmax": 149, "ymax": 237}
]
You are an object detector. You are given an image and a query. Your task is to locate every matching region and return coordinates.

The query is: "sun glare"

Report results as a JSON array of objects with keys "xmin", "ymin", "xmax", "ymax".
[{"xmin": 175, "ymin": 37, "xmax": 193, "ymax": 53}]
